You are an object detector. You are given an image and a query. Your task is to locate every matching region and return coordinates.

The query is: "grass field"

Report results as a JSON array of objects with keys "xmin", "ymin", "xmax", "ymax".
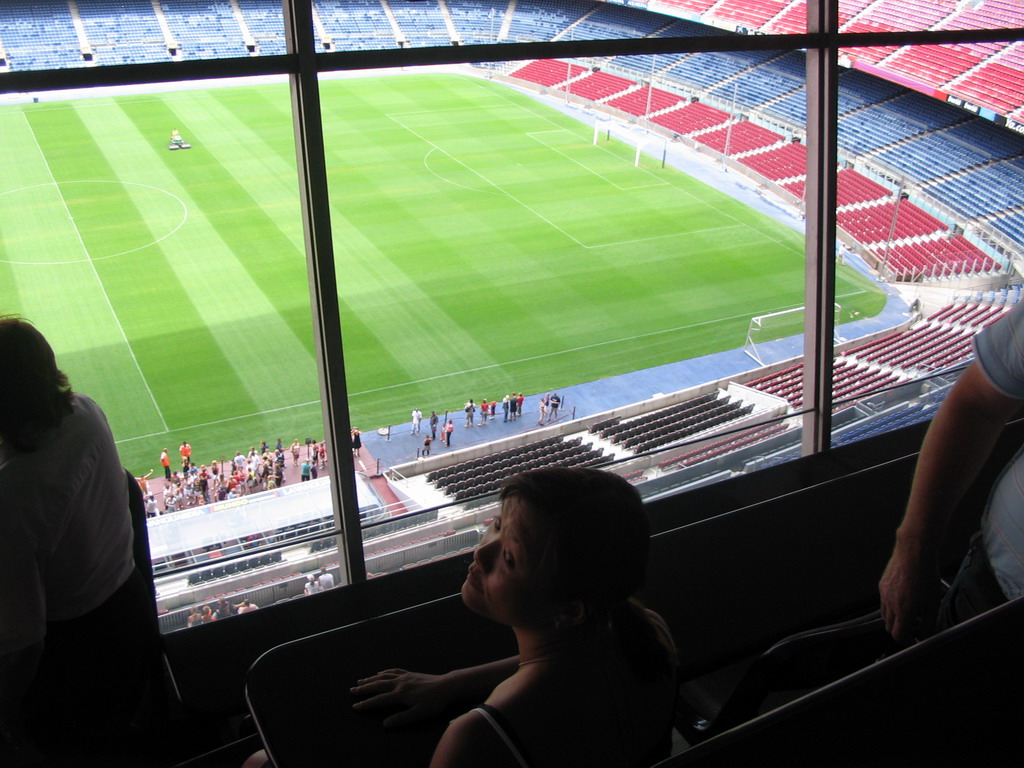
[{"xmin": 0, "ymin": 72, "xmax": 884, "ymax": 474}]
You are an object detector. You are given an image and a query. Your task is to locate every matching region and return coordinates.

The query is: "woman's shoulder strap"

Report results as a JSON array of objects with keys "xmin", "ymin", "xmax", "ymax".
[{"xmin": 472, "ymin": 705, "xmax": 534, "ymax": 768}]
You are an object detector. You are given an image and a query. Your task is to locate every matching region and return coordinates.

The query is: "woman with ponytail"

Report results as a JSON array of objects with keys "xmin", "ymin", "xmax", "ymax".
[{"xmin": 352, "ymin": 466, "xmax": 677, "ymax": 768}]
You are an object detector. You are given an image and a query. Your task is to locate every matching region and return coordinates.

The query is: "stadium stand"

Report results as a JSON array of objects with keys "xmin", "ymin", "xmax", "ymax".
[
  {"xmin": 764, "ymin": 0, "xmax": 808, "ymax": 34},
  {"xmin": 0, "ymin": 0, "xmax": 83, "ymax": 70},
  {"xmin": 925, "ymin": 160, "xmax": 1024, "ymax": 220},
  {"xmin": 667, "ymin": 49, "xmax": 778, "ymax": 92},
  {"xmin": 504, "ymin": 0, "xmax": 591, "ymax": 42},
  {"xmin": 77, "ymin": 0, "xmax": 170, "ymax": 65},
  {"xmin": 160, "ymin": 0, "xmax": 249, "ymax": 60},
  {"xmin": 649, "ymin": 100, "xmax": 731, "ymax": 135},
  {"xmin": 557, "ymin": 69, "xmax": 635, "ymax": 101},
  {"xmin": 570, "ymin": 2, "xmax": 674, "ymax": 39},
  {"xmin": 447, "ymin": 0, "xmax": 510, "ymax": 45},
  {"xmin": 835, "ymin": 168, "xmax": 890, "ymax": 207},
  {"xmin": 608, "ymin": 85, "xmax": 685, "ymax": 118},
  {"xmin": 510, "ymin": 57, "xmax": 587, "ymax": 87},
  {"xmin": 707, "ymin": 52, "xmax": 803, "ymax": 110},
  {"xmin": 694, "ymin": 120, "xmax": 786, "ymax": 156},
  {"xmin": 389, "ymin": 0, "xmax": 452, "ymax": 47},
  {"xmin": 708, "ymin": 0, "xmax": 786, "ymax": 30},
  {"xmin": 238, "ymin": 0, "xmax": 287, "ymax": 55},
  {"xmin": 315, "ymin": 0, "xmax": 398, "ymax": 50},
  {"xmin": 875, "ymin": 237, "xmax": 997, "ymax": 282},
  {"xmin": 738, "ymin": 141, "xmax": 806, "ymax": 182},
  {"xmin": 838, "ymin": 199, "xmax": 948, "ymax": 244}
]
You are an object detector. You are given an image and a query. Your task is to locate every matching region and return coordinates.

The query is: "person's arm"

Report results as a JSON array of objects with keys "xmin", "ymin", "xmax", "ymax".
[
  {"xmin": 351, "ymin": 657, "xmax": 519, "ymax": 728},
  {"xmin": 880, "ymin": 361, "xmax": 1022, "ymax": 644}
]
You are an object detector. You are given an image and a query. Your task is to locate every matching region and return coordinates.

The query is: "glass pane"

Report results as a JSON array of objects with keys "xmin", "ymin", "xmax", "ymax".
[
  {"xmin": 0, "ymin": 77, "xmax": 337, "ymax": 632},
  {"xmin": 0, "ymin": 0, "xmax": 285, "ymax": 71},
  {"xmin": 316, "ymin": 47, "xmax": 840, "ymax": 547},
  {"xmin": 830, "ymin": 37, "xmax": 1024, "ymax": 449}
]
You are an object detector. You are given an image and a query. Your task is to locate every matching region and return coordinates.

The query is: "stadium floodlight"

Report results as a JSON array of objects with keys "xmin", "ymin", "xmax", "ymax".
[{"xmin": 744, "ymin": 304, "xmax": 842, "ymax": 366}]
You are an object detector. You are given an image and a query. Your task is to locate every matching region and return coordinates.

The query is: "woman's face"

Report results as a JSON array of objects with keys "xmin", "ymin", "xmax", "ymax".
[{"xmin": 461, "ymin": 496, "xmax": 558, "ymax": 629}]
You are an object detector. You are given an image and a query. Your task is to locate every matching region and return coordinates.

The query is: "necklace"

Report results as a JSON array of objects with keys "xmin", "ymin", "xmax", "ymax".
[{"xmin": 518, "ymin": 654, "xmax": 560, "ymax": 667}]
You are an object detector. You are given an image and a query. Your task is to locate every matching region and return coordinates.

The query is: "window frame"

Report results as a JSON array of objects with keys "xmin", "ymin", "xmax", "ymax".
[{"xmin": 3, "ymin": 0, "xmax": 1022, "ymax": 585}]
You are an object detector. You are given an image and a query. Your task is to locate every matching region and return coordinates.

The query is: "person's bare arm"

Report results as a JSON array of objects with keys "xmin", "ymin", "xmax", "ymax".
[
  {"xmin": 351, "ymin": 657, "xmax": 519, "ymax": 729},
  {"xmin": 880, "ymin": 362, "xmax": 1022, "ymax": 644}
]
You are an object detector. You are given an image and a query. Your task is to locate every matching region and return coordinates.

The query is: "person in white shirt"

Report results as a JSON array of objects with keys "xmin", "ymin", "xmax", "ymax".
[
  {"xmin": 317, "ymin": 567, "xmax": 336, "ymax": 591},
  {"xmin": 0, "ymin": 316, "xmax": 158, "ymax": 761}
]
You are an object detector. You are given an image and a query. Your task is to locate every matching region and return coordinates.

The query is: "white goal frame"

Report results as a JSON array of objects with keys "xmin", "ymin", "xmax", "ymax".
[
  {"xmin": 743, "ymin": 304, "xmax": 842, "ymax": 366},
  {"xmin": 592, "ymin": 119, "xmax": 666, "ymax": 168}
]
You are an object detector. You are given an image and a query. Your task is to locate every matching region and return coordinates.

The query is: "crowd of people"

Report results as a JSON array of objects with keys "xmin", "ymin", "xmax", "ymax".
[
  {"xmin": 143, "ymin": 390, "xmax": 568, "ymax": 514},
  {"xmin": 185, "ymin": 598, "xmax": 259, "ymax": 627},
  {"xmin": 186, "ymin": 566, "xmax": 339, "ymax": 631},
  {"xmin": 142, "ymin": 438, "xmax": 329, "ymax": 515},
  {"xmin": 403, "ymin": 392, "xmax": 565, "ymax": 453}
]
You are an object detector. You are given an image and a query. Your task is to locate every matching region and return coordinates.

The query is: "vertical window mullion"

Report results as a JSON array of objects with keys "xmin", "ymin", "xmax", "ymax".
[
  {"xmin": 284, "ymin": 0, "xmax": 366, "ymax": 583},
  {"xmin": 802, "ymin": 0, "xmax": 840, "ymax": 455}
]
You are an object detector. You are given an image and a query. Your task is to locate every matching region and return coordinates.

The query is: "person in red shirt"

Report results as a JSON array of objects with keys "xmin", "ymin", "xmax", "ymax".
[
  {"xmin": 160, "ymin": 449, "xmax": 171, "ymax": 480},
  {"xmin": 179, "ymin": 441, "xmax": 192, "ymax": 471}
]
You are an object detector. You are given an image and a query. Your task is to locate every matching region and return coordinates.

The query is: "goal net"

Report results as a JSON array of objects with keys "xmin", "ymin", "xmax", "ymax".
[
  {"xmin": 743, "ymin": 304, "xmax": 842, "ymax": 366},
  {"xmin": 592, "ymin": 119, "xmax": 666, "ymax": 168}
]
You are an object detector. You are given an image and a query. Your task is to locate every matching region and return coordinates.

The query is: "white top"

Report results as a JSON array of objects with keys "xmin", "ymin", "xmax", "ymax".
[
  {"xmin": 0, "ymin": 395, "xmax": 135, "ymax": 655},
  {"xmin": 973, "ymin": 301, "xmax": 1024, "ymax": 599}
]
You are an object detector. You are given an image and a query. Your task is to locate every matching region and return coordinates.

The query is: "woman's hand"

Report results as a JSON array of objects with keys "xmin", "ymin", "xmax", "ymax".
[
  {"xmin": 351, "ymin": 668, "xmax": 455, "ymax": 728},
  {"xmin": 351, "ymin": 657, "xmax": 519, "ymax": 729}
]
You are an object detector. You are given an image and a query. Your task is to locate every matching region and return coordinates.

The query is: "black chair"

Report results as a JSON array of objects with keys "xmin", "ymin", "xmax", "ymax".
[
  {"xmin": 675, "ymin": 609, "xmax": 898, "ymax": 744},
  {"xmin": 246, "ymin": 594, "xmax": 516, "ymax": 768},
  {"xmin": 661, "ymin": 596, "xmax": 1024, "ymax": 766}
]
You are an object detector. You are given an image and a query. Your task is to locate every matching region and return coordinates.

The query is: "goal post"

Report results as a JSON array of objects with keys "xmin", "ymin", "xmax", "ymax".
[
  {"xmin": 743, "ymin": 304, "xmax": 842, "ymax": 366},
  {"xmin": 592, "ymin": 119, "xmax": 666, "ymax": 168}
]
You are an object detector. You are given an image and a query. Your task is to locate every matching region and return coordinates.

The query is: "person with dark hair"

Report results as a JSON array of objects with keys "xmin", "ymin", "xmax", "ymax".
[
  {"xmin": 0, "ymin": 316, "xmax": 159, "ymax": 762},
  {"xmin": 351, "ymin": 467, "xmax": 677, "ymax": 768}
]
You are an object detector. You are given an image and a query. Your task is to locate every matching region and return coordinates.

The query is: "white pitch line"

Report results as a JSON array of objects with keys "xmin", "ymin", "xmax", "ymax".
[
  {"xmin": 397, "ymin": 115, "xmax": 736, "ymax": 251},
  {"xmin": 112, "ymin": 286, "xmax": 872, "ymax": 443},
  {"xmin": 24, "ymin": 113, "xmax": 169, "ymax": 433},
  {"xmin": 526, "ymin": 130, "xmax": 668, "ymax": 191},
  {"xmin": 115, "ymin": 399, "xmax": 322, "ymax": 444},
  {"xmin": 391, "ymin": 113, "xmax": 589, "ymax": 248}
]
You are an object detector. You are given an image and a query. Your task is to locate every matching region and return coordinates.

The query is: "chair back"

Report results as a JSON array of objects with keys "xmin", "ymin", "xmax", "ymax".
[
  {"xmin": 662, "ymin": 596, "xmax": 1024, "ymax": 766},
  {"xmin": 246, "ymin": 594, "xmax": 516, "ymax": 768}
]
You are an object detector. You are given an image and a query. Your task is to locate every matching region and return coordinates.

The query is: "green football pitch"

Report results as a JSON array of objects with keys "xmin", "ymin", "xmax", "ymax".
[{"xmin": 0, "ymin": 72, "xmax": 884, "ymax": 474}]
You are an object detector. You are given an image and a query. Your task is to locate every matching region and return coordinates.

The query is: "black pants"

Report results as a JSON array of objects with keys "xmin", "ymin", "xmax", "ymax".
[
  {"xmin": 936, "ymin": 531, "xmax": 1008, "ymax": 633},
  {"xmin": 24, "ymin": 567, "xmax": 160, "ymax": 758}
]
